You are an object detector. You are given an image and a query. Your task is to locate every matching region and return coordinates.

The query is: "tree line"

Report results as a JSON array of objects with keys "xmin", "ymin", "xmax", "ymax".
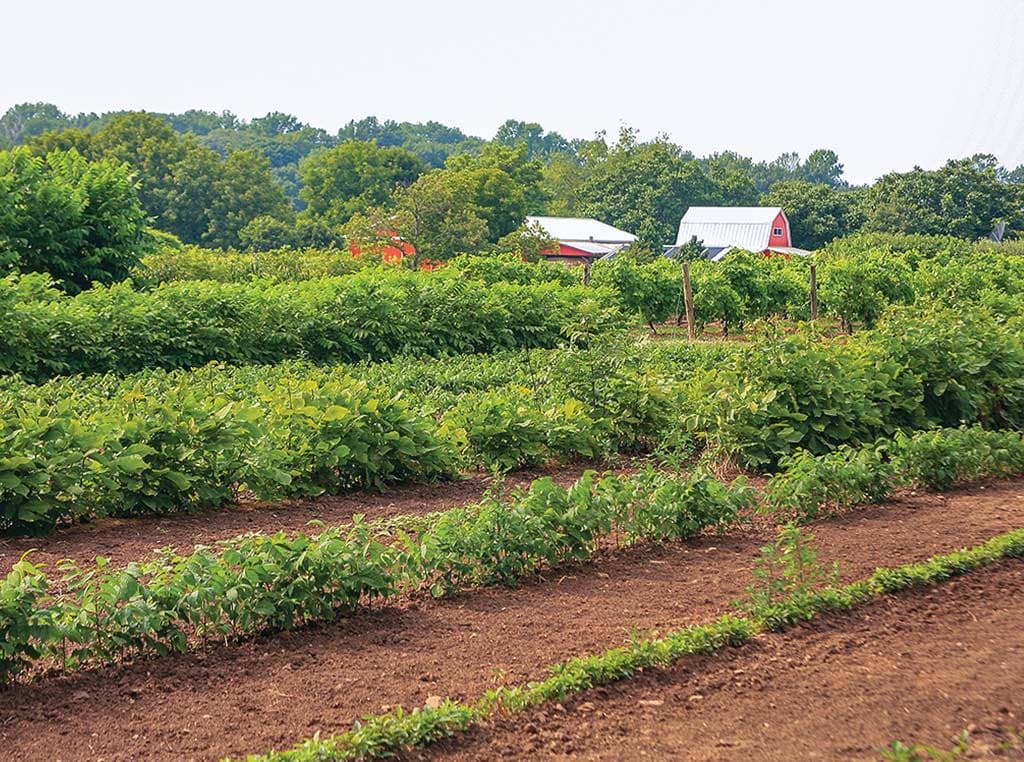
[{"xmin": 1, "ymin": 101, "xmax": 1023, "ymax": 291}]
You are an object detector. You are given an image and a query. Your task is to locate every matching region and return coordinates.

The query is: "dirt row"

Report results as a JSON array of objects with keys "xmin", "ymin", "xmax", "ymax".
[
  {"xmin": 0, "ymin": 459, "xmax": 645, "ymax": 573},
  {"xmin": 418, "ymin": 561, "xmax": 1024, "ymax": 761},
  {"xmin": 1, "ymin": 480, "xmax": 1021, "ymax": 761}
]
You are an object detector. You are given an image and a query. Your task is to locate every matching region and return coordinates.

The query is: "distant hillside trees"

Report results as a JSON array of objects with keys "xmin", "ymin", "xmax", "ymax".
[
  {"xmin": 23, "ymin": 113, "xmax": 292, "ymax": 248},
  {"xmin": 3, "ymin": 102, "xmax": 1023, "ymax": 257}
]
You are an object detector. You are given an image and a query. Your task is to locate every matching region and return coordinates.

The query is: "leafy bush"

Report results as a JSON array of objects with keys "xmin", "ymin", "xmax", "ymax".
[
  {"xmin": 590, "ymin": 257, "xmax": 680, "ymax": 329},
  {"xmin": 689, "ymin": 261, "xmax": 744, "ymax": 332},
  {"xmin": 0, "ymin": 147, "xmax": 151, "ymax": 293},
  {"xmin": 0, "ymin": 369, "xmax": 456, "ymax": 532},
  {"xmin": 736, "ymin": 524, "xmax": 838, "ymax": 617},
  {"xmin": 891, "ymin": 426, "xmax": 1024, "ymax": 490},
  {"xmin": 0, "ymin": 557, "xmax": 57, "ymax": 683},
  {"xmin": 764, "ymin": 445, "xmax": 895, "ymax": 522},
  {"xmin": 761, "ymin": 427, "xmax": 1024, "ymax": 522},
  {"xmin": 447, "ymin": 253, "xmax": 577, "ymax": 287},
  {"xmin": 442, "ymin": 388, "xmax": 551, "ymax": 470},
  {"xmin": 867, "ymin": 306, "xmax": 1024, "ymax": 428},
  {"xmin": 684, "ymin": 328, "xmax": 920, "ymax": 467},
  {"xmin": 817, "ymin": 249, "xmax": 915, "ymax": 331}
]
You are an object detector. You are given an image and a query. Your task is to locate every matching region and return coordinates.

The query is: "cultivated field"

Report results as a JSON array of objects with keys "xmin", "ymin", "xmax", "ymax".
[{"xmin": 3, "ymin": 239, "xmax": 1024, "ymax": 761}]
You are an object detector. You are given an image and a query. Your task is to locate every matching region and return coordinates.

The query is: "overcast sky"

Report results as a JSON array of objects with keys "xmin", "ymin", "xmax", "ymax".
[{"xmin": 4, "ymin": 0, "xmax": 1023, "ymax": 184}]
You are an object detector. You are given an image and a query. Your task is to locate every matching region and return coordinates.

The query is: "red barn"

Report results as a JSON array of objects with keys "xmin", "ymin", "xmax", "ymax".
[
  {"xmin": 673, "ymin": 206, "xmax": 809, "ymax": 261},
  {"xmin": 348, "ymin": 231, "xmax": 416, "ymax": 264},
  {"xmin": 526, "ymin": 216, "xmax": 638, "ymax": 265}
]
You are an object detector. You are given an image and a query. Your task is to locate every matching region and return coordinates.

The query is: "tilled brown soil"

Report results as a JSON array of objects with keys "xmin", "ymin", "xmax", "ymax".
[
  {"xmin": 421, "ymin": 562, "xmax": 1024, "ymax": 761},
  {"xmin": 0, "ymin": 459, "xmax": 639, "ymax": 573},
  {"xmin": 0, "ymin": 481, "xmax": 1022, "ymax": 761}
]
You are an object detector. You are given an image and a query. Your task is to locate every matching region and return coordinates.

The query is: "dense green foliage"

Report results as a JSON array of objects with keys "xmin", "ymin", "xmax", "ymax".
[
  {"xmin": 132, "ymin": 245, "xmax": 365, "ymax": 285},
  {"xmin": 686, "ymin": 304, "xmax": 1024, "ymax": 467},
  {"xmin": 298, "ymin": 141, "xmax": 426, "ymax": 227},
  {"xmin": 0, "ymin": 268, "xmax": 619, "ymax": 380},
  {"xmin": 0, "ymin": 147, "xmax": 150, "ymax": 292},
  {"xmin": 4, "ymin": 292, "xmax": 1024, "ymax": 532},
  {"xmin": 21, "ymin": 113, "xmax": 293, "ymax": 249},
  {"xmin": 760, "ymin": 180, "xmax": 863, "ymax": 250},
  {"xmin": 7, "ymin": 102, "xmax": 1019, "ymax": 271},
  {"xmin": 861, "ymin": 156, "xmax": 1024, "ymax": 239},
  {"xmin": 0, "ymin": 367, "xmax": 457, "ymax": 532},
  {"xmin": 0, "ymin": 340, "xmax": 729, "ymax": 532}
]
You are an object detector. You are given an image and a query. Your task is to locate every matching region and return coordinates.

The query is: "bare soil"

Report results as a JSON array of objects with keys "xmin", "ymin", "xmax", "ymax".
[
  {"xmin": 421, "ymin": 562, "xmax": 1024, "ymax": 761},
  {"xmin": 0, "ymin": 480, "xmax": 1021, "ymax": 761},
  {"xmin": 0, "ymin": 459, "xmax": 641, "ymax": 573}
]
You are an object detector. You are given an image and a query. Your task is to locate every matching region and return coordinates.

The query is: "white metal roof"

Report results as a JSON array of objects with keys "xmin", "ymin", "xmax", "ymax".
[
  {"xmin": 676, "ymin": 206, "xmax": 786, "ymax": 251},
  {"xmin": 556, "ymin": 240, "xmax": 616, "ymax": 255},
  {"xmin": 527, "ymin": 216, "xmax": 637, "ymax": 244}
]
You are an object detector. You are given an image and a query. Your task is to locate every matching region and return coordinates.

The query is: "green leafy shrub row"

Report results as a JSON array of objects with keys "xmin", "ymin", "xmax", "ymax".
[
  {"xmin": 589, "ymin": 246, "xmax": 1024, "ymax": 334},
  {"xmin": 0, "ymin": 372, "xmax": 457, "ymax": 532},
  {"xmin": 0, "ymin": 268, "xmax": 622, "ymax": 380},
  {"xmin": 764, "ymin": 426, "xmax": 1024, "ymax": 522},
  {"xmin": 132, "ymin": 245, "xmax": 368, "ymax": 286},
  {"xmin": 132, "ymin": 249, "xmax": 579, "ymax": 289},
  {"xmin": 0, "ymin": 468, "xmax": 753, "ymax": 683},
  {"xmin": 685, "ymin": 305, "xmax": 1024, "ymax": 467},
  {"xmin": 5, "ymin": 303, "xmax": 1024, "ymax": 531},
  {"xmin": 10, "ymin": 241, "xmax": 1024, "ymax": 384},
  {"xmin": 0, "ymin": 339, "xmax": 739, "ymax": 533},
  {"xmin": 447, "ymin": 253, "xmax": 578, "ymax": 287},
  {"xmin": 238, "ymin": 526, "xmax": 1024, "ymax": 761},
  {"xmin": 892, "ymin": 427, "xmax": 1024, "ymax": 491}
]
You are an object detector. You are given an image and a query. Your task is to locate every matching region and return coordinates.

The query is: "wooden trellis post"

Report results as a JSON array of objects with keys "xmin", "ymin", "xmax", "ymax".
[
  {"xmin": 682, "ymin": 262, "xmax": 696, "ymax": 341},
  {"xmin": 809, "ymin": 264, "xmax": 819, "ymax": 321}
]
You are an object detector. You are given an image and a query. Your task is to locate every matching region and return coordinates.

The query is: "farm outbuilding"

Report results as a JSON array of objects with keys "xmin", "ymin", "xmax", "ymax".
[
  {"xmin": 670, "ymin": 206, "xmax": 809, "ymax": 261},
  {"xmin": 526, "ymin": 216, "xmax": 637, "ymax": 265}
]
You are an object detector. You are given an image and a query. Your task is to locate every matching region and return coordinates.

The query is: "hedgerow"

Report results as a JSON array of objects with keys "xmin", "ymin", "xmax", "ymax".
[
  {"xmin": 0, "ymin": 269, "xmax": 622, "ymax": 380},
  {"xmin": 132, "ymin": 245, "xmax": 367, "ymax": 286},
  {"xmin": 6, "ymin": 240, "xmax": 1024, "ymax": 386}
]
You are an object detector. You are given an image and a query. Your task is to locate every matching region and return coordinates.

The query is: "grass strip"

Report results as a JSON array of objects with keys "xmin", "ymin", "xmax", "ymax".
[{"xmin": 238, "ymin": 527, "xmax": 1024, "ymax": 761}]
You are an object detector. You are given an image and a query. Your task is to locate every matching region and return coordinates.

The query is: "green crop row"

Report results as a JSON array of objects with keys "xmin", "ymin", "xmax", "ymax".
[
  {"xmin": 764, "ymin": 426, "xmax": 1024, "ymax": 522},
  {"xmin": 6, "ymin": 418, "xmax": 1021, "ymax": 685},
  {"xmin": 132, "ymin": 245, "xmax": 368, "ymax": 286},
  {"xmin": 0, "ymin": 468, "xmax": 753, "ymax": 684},
  {"xmin": 683, "ymin": 305, "xmax": 1024, "ymax": 468},
  {"xmin": 0, "ymin": 372, "xmax": 458, "ymax": 532},
  {"xmin": 132, "ymin": 250, "xmax": 578, "ymax": 289},
  {"xmin": 0, "ymin": 267, "xmax": 622, "ymax": 381},
  {"xmin": 0, "ymin": 340, "xmax": 735, "ymax": 533},
  {"xmin": 237, "ymin": 527, "xmax": 1024, "ymax": 761},
  {"xmin": 587, "ymin": 245, "xmax": 1024, "ymax": 334},
  {"xmin": 4, "ymin": 302, "xmax": 1023, "ymax": 532},
  {"xmin": 8, "ymin": 239, "xmax": 1024, "ymax": 384},
  {"xmin": 134, "ymin": 237, "xmax": 1024, "ymax": 340}
]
